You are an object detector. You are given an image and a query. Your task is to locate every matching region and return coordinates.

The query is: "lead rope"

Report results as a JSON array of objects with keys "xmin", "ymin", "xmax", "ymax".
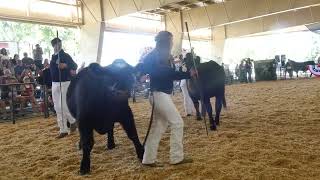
[{"xmin": 143, "ymin": 92, "xmax": 155, "ymax": 147}]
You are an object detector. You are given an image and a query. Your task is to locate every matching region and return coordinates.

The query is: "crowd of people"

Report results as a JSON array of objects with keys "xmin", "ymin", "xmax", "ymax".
[{"xmin": 0, "ymin": 45, "xmax": 51, "ymax": 119}]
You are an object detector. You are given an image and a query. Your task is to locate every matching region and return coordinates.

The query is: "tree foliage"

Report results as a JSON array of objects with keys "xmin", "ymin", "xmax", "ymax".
[{"xmin": 0, "ymin": 20, "xmax": 79, "ymax": 59}]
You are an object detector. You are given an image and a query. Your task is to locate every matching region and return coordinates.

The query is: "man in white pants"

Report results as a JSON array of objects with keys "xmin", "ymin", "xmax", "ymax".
[
  {"xmin": 50, "ymin": 38, "xmax": 78, "ymax": 139},
  {"xmin": 141, "ymin": 31, "xmax": 197, "ymax": 166},
  {"xmin": 180, "ymin": 79, "xmax": 195, "ymax": 116}
]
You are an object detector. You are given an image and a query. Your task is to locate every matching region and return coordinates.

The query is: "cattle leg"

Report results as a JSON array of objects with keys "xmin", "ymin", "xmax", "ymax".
[
  {"xmin": 132, "ymin": 89, "xmax": 136, "ymax": 103},
  {"xmin": 215, "ymin": 96, "xmax": 223, "ymax": 126},
  {"xmin": 107, "ymin": 123, "xmax": 116, "ymax": 150},
  {"xmin": 120, "ymin": 107, "xmax": 144, "ymax": 161},
  {"xmin": 79, "ymin": 128, "xmax": 94, "ymax": 175},
  {"xmin": 192, "ymin": 100, "xmax": 202, "ymax": 120},
  {"xmin": 284, "ymin": 70, "xmax": 287, "ymax": 79},
  {"xmin": 204, "ymin": 98, "xmax": 216, "ymax": 131},
  {"xmin": 222, "ymin": 95, "xmax": 227, "ymax": 109}
]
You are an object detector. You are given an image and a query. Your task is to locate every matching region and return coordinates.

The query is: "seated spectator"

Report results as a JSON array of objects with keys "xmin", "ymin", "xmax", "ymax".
[
  {"xmin": 1, "ymin": 69, "xmax": 18, "ymax": 97},
  {"xmin": 20, "ymin": 76, "xmax": 36, "ymax": 112},
  {"xmin": 2, "ymin": 59, "xmax": 15, "ymax": 76},
  {"xmin": 21, "ymin": 68, "xmax": 35, "ymax": 84},
  {"xmin": 22, "ymin": 52, "xmax": 35, "ymax": 71}
]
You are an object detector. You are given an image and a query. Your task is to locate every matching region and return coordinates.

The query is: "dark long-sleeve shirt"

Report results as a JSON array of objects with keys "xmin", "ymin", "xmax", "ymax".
[
  {"xmin": 142, "ymin": 50, "xmax": 190, "ymax": 94},
  {"xmin": 50, "ymin": 49, "xmax": 77, "ymax": 82}
]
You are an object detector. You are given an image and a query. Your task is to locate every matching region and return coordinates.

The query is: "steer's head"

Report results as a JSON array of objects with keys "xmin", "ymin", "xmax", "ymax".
[
  {"xmin": 183, "ymin": 53, "xmax": 201, "ymax": 71},
  {"xmin": 107, "ymin": 59, "xmax": 136, "ymax": 93}
]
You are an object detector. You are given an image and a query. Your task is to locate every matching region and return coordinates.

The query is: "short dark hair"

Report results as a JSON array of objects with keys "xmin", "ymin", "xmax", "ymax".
[
  {"xmin": 51, "ymin": 37, "xmax": 61, "ymax": 46},
  {"xmin": 155, "ymin": 31, "xmax": 172, "ymax": 42},
  {"xmin": 155, "ymin": 31, "xmax": 173, "ymax": 48}
]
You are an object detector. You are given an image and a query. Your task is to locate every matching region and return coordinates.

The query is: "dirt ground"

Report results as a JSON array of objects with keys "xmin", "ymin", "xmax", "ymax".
[{"xmin": 0, "ymin": 79, "xmax": 319, "ymax": 180}]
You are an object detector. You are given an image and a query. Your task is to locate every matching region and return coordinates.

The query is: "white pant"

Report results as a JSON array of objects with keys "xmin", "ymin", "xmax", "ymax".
[
  {"xmin": 142, "ymin": 91, "xmax": 184, "ymax": 164},
  {"xmin": 52, "ymin": 81, "xmax": 76, "ymax": 133},
  {"xmin": 180, "ymin": 80, "xmax": 195, "ymax": 115}
]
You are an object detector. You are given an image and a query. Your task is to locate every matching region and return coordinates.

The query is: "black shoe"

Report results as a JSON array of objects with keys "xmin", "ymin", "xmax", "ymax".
[
  {"xmin": 56, "ymin": 133, "xmax": 68, "ymax": 139},
  {"xmin": 142, "ymin": 162, "xmax": 164, "ymax": 167},
  {"xmin": 70, "ymin": 123, "xmax": 77, "ymax": 133}
]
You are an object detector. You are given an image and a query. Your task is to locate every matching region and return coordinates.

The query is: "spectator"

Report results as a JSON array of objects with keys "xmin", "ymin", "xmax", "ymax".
[
  {"xmin": 21, "ymin": 68, "xmax": 35, "ymax": 84},
  {"xmin": 0, "ymin": 75, "xmax": 18, "ymax": 120},
  {"xmin": 0, "ymin": 48, "xmax": 9, "ymax": 58},
  {"xmin": 43, "ymin": 59, "xmax": 49, "ymax": 69},
  {"xmin": 33, "ymin": 44, "xmax": 44, "ymax": 75},
  {"xmin": 0, "ymin": 48, "xmax": 9, "ymax": 69},
  {"xmin": 1, "ymin": 70, "xmax": 18, "ymax": 102},
  {"xmin": 11, "ymin": 54, "xmax": 19, "ymax": 66},
  {"xmin": 21, "ymin": 76, "xmax": 36, "ymax": 111},
  {"xmin": 33, "ymin": 44, "xmax": 43, "ymax": 64},
  {"xmin": 2, "ymin": 59, "xmax": 15, "ymax": 76},
  {"xmin": 22, "ymin": 52, "xmax": 35, "ymax": 71},
  {"xmin": 14, "ymin": 60, "xmax": 25, "ymax": 81}
]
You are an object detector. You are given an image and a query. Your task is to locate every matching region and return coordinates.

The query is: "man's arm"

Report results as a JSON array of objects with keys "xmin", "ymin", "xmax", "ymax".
[
  {"xmin": 143, "ymin": 59, "xmax": 190, "ymax": 80},
  {"xmin": 65, "ymin": 54, "xmax": 78, "ymax": 70}
]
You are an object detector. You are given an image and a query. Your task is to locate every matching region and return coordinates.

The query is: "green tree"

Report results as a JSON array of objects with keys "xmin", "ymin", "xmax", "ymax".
[{"xmin": 0, "ymin": 20, "xmax": 79, "ymax": 59}]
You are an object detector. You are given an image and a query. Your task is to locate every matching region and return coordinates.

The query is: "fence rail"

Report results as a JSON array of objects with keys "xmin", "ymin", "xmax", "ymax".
[{"xmin": 0, "ymin": 82, "xmax": 52, "ymax": 124}]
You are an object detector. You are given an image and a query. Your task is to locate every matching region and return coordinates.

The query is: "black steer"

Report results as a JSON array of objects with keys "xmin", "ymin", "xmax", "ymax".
[
  {"xmin": 67, "ymin": 60, "xmax": 144, "ymax": 175},
  {"xmin": 286, "ymin": 59, "xmax": 315, "ymax": 78},
  {"xmin": 183, "ymin": 54, "xmax": 226, "ymax": 131}
]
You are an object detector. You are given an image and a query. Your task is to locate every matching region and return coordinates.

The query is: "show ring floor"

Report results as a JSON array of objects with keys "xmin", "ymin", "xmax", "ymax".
[{"xmin": 0, "ymin": 79, "xmax": 319, "ymax": 179}]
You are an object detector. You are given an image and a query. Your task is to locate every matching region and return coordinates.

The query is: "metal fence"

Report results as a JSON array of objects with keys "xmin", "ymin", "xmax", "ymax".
[{"xmin": 0, "ymin": 82, "xmax": 53, "ymax": 124}]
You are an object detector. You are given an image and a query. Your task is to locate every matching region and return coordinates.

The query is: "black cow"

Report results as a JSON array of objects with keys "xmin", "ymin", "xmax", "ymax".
[
  {"xmin": 286, "ymin": 59, "xmax": 315, "ymax": 78},
  {"xmin": 183, "ymin": 54, "xmax": 226, "ymax": 131},
  {"xmin": 67, "ymin": 60, "xmax": 144, "ymax": 175}
]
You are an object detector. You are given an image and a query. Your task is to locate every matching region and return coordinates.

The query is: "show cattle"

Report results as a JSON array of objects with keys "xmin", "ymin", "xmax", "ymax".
[
  {"xmin": 286, "ymin": 59, "xmax": 315, "ymax": 78},
  {"xmin": 183, "ymin": 53, "xmax": 226, "ymax": 131},
  {"xmin": 66, "ymin": 60, "xmax": 144, "ymax": 175}
]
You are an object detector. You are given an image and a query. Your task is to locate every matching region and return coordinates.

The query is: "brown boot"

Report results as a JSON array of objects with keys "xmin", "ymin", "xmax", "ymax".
[
  {"xmin": 56, "ymin": 132, "xmax": 68, "ymax": 139},
  {"xmin": 70, "ymin": 123, "xmax": 77, "ymax": 133}
]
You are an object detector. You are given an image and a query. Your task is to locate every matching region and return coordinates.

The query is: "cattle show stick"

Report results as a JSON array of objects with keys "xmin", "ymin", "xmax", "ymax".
[
  {"xmin": 143, "ymin": 94, "xmax": 155, "ymax": 146},
  {"xmin": 185, "ymin": 22, "xmax": 209, "ymax": 136},
  {"xmin": 56, "ymin": 31, "xmax": 65, "ymax": 131}
]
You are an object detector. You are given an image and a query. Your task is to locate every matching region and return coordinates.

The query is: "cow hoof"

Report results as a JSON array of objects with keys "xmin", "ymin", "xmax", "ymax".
[
  {"xmin": 79, "ymin": 169, "xmax": 90, "ymax": 176},
  {"xmin": 107, "ymin": 143, "xmax": 116, "ymax": 150},
  {"xmin": 196, "ymin": 116, "xmax": 202, "ymax": 121},
  {"xmin": 210, "ymin": 125, "xmax": 217, "ymax": 131}
]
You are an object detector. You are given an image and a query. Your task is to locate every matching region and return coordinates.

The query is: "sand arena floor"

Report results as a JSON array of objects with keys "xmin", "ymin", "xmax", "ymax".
[{"xmin": 0, "ymin": 79, "xmax": 320, "ymax": 179}]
